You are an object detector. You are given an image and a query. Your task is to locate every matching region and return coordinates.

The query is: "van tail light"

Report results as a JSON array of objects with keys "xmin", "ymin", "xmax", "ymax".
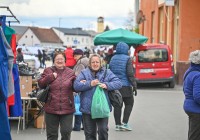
[
  {"xmin": 133, "ymin": 56, "xmax": 136, "ymax": 68},
  {"xmin": 170, "ymin": 54, "xmax": 173, "ymax": 61}
]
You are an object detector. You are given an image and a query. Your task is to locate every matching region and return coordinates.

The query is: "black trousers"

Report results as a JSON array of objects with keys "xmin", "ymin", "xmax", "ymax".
[
  {"xmin": 114, "ymin": 96, "xmax": 134, "ymax": 125},
  {"xmin": 82, "ymin": 114, "xmax": 108, "ymax": 140},
  {"xmin": 45, "ymin": 112, "xmax": 73, "ymax": 140},
  {"xmin": 186, "ymin": 112, "xmax": 200, "ymax": 140}
]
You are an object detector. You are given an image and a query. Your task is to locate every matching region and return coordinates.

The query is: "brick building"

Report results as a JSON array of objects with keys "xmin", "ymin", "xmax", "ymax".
[{"xmin": 137, "ymin": 0, "xmax": 200, "ymax": 84}]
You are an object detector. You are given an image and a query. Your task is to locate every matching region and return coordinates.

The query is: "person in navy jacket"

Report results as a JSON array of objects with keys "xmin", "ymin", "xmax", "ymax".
[
  {"xmin": 183, "ymin": 50, "xmax": 200, "ymax": 140},
  {"xmin": 109, "ymin": 42, "xmax": 136, "ymax": 131},
  {"xmin": 73, "ymin": 54, "xmax": 122, "ymax": 140}
]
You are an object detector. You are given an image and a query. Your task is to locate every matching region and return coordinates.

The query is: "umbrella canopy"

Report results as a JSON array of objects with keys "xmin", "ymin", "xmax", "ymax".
[{"xmin": 94, "ymin": 28, "xmax": 148, "ymax": 46}]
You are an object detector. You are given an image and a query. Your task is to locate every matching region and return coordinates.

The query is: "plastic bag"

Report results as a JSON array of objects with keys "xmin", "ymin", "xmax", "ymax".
[
  {"xmin": 91, "ymin": 85, "xmax": 110, "ymax": 119},
  {"xmin": 74, "ymin": 94, "xmax": 82, "ymax": 115}
]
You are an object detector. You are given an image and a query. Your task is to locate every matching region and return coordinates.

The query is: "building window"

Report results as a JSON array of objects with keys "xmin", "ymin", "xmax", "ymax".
[
  {"xmin": 82, "ymin": 38, "xmax": 84, "ymax": 43},
  {"xmin": 67, "ymin": 37, "xmax": 69, "ymax": 42},
  {"xmin": 25, "ymin": 35, "xmax": 27, "ymax": 38}
]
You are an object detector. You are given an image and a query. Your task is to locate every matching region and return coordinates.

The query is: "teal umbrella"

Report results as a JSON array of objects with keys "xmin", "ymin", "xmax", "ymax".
[{"xmin": 94, "ymin": 28, "xmax": 148, "ymax": 46}]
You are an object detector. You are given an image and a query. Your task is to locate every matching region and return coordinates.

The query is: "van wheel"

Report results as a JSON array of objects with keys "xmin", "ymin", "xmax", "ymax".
[{"xmin": 169, "ymin": 80, "xmax": 175, "ymax": 88}]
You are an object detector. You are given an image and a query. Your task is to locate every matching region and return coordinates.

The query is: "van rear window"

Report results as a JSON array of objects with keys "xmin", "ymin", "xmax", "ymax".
[{"xmin": 138, "ymin": 49, "xmax": 168, "ymax": 62}]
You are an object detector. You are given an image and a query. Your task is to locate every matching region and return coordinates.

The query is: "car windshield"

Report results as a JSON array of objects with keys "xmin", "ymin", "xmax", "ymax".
[{"xmin": 138, "ymin": 48, "xmax": 168, "ymax": 62}]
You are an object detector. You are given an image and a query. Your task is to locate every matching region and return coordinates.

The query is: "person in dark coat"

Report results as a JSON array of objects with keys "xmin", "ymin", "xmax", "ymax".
[
  {"xmin": 104, "ymin": 48, "xmax": 114, "ymax": 66},
  {"xmin": 183, "ymin": 50, "xmax": 200, "ymax": 140},
  {"xmin": 16, "ymin": 48, "xmax": 24, "ymax": 62},
  {"xmin": 38, "ymin": 51, "xmax": 76, "ymax": 140},
  {"xmin": 84, "ymin": 47, "xmax": 90, "ymax": 58},
  {"xmin": 42, "ymin": 50, "xmax": 47, "ymax": 68},
  {"xmin": 109, "ymin": 42, "xmax": 137, "ymax": 131},
  {"xmin": 37, "ymin": 49, "xmax": 42, "ymax": 68}
]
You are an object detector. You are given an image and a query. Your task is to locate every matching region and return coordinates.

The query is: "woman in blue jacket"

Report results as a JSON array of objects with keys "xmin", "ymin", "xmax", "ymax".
[
  {"xmin": 73, "ymin": 54, "xmax": 122, "ymax": 140},
  {"xmin": 183, "ymin": 50, "xmax": 200, "ymax": 140}
]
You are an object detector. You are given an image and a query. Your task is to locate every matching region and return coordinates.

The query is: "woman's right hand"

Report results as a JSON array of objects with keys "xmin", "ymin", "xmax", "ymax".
[
  {"xmin": 53, "ymin": 72, "xmax": 57, "ymax": 78},
  {"xmin": 91, "ymin": 79, "xmax": 100, "ymax": 87}
]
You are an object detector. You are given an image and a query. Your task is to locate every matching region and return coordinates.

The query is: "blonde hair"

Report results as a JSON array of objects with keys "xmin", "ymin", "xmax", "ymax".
[{"xmin": 89, "ymin": 54, "xmax": 102, "ymax": 67}]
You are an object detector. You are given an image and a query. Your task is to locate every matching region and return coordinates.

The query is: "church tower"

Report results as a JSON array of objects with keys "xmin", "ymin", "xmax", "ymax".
[{"xmin": 97, "ymin": 17, "xmax": 104, "ymax": 33}]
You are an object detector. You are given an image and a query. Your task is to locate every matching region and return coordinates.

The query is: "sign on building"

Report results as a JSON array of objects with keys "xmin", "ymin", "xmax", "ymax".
[
  {"xmin": 165, "ymin": 0, "xmax": 174, "ymax": 6},
  {"xmin": 158, "ymin": 0, "xmax": 174, "ymax": 6},
  {"xmin": 158, "ymin": 0, "xmax": 165, "ymax": 5}
]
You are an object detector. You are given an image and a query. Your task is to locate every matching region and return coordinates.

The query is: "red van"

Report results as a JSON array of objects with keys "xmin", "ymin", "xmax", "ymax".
[{"xmin": 133, "ymin": 44, "xmax": 175, "ymax": 88}]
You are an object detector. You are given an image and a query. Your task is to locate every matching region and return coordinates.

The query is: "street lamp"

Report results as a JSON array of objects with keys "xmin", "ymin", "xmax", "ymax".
[{"xmin": 58, "ymin": 17, "xmax": 62, "ymax": 45}]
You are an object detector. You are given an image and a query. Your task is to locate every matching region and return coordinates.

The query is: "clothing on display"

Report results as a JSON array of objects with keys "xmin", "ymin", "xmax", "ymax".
[{"xmin": 0, "ymin": 16, "xmax": 12, "ymax": 140}]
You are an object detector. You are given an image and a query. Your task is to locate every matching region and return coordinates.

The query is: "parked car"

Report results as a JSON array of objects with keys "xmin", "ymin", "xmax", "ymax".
[{"xmin": 133, "ymin": 44, "xmax": 175, "ymax": 88}]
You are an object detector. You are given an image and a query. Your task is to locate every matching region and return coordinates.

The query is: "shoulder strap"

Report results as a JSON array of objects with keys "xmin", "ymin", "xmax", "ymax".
[
  {"xmin": 102, "ymin": 66, "xmax": 107, "ymax": 82},
  {"xmin": 183, "ymin": 70, "xmax": 200, "ymax": 81}
]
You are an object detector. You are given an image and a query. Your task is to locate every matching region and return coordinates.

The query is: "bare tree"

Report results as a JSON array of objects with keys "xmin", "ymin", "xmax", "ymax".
[{"xmin": 124, "ymin": 10, "xmax": 135, "ymax": 31}]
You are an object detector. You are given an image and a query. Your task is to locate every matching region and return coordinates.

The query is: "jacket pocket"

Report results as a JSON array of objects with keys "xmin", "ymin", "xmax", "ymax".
[
  {"xmin": 48, "ymin": 94, "xmax": 52, "ymax": 105},
  {"xmin": 68, "ymin": 96, "xmax": 73, "ymax": 107}
]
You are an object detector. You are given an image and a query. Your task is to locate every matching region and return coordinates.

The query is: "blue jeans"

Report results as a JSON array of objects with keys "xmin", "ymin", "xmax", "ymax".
[{"xmin": 82, "ymin": 114, "xmax": 108, "ymax": 140}]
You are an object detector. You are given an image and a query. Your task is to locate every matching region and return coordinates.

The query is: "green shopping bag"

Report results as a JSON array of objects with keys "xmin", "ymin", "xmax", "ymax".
[{"xmin": 91, "ymin": 85, "xmax": 110, "ymax": 119}]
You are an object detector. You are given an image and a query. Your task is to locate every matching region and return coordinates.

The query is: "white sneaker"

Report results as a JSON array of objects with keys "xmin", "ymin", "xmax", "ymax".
[
  {"xmin": 121, "ymin": 123, "xmax": 132, "ymax": 131},
  {"xmin": 115, "ymin": 125, "xmax": 124, "ymax": 131}
]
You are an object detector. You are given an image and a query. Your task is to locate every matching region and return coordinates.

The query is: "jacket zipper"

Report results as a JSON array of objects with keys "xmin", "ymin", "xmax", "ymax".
[{"xmin": 59, "ymin": 73, "xmax": 62, "ymax": 112}]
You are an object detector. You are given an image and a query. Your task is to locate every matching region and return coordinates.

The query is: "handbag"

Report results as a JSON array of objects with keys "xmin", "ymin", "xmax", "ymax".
[
  {"xmin": 108, "ymin": 90, "xmax": 123, "ymax": 108},
  {"xmin": 37, "ymin": 67, "xmax": 54, "ymax": 103},
  {"xmin": 102, "ymin": 66, "xmax": 123, "ymax": 108},
  {"xmin": 37, "ymin": 85, "xmax": 50, "ymax": 103}
]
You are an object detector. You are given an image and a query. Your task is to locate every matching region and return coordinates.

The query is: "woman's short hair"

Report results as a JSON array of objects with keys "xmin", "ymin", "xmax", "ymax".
[
  {"xmin": 89, "ymin": 54, "xmax": 102, "ymax": 66},
  {"xmin": 53, "ymin": 51, "xmax": 66, "ymax": 63},
  {"xmin": 189, "ymin": 50, "xmax": 200, "ymax": 64},
  {"xmin": 17, "ymin": 48, "xmax": 22, "ymax": 53}
]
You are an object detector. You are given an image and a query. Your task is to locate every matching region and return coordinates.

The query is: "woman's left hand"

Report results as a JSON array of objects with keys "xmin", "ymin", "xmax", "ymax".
[{"xmin": 98, "ymin": 83, "xmax": 107, "ymax": 89}]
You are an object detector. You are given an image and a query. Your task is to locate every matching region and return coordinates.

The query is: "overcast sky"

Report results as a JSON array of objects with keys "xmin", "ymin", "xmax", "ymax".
[{"xmin": 1, "ymin": 0, "xmax": 135, "ymax": 31}]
